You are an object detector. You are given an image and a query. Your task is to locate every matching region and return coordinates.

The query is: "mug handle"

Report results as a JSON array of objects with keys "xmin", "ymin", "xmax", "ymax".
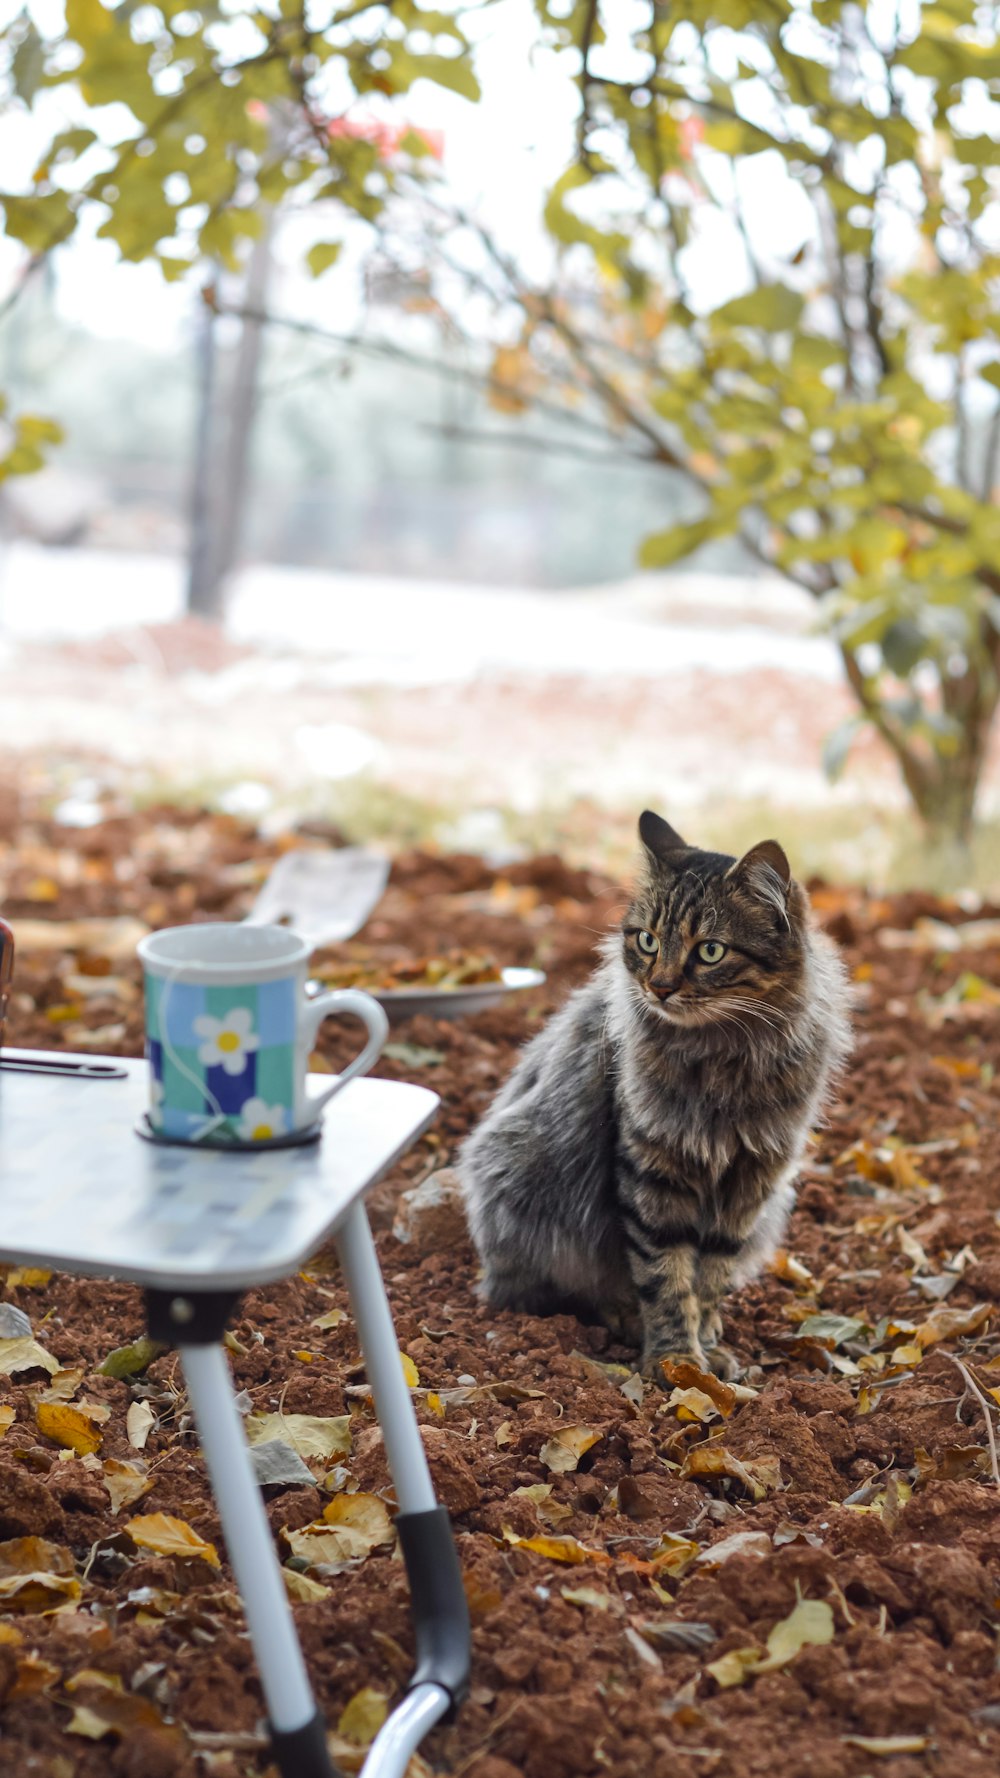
[{"xmin": 299, "ymin": 988, "xmax": 389, "ymax": 1116}]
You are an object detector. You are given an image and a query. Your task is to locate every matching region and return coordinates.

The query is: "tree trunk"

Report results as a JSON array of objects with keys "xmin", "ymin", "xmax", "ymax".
[{"xmin": 185, "ymin": 287, "xmax": 223, "ymax": 621}]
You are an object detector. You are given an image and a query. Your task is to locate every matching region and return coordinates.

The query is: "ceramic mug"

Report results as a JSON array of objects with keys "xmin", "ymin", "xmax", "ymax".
[{"xmin": 137, "ymin": 922, "xmax": 388, "ymax": 1145}]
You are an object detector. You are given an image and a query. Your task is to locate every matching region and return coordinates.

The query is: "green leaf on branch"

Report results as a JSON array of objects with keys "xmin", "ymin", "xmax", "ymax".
[
  {"xmin": 306, "ymin": 241, "xmax": 343, "ymax": 278},
  {"xmin": 822, "ymin": 717, "xmax": 864, "ymax": 783},
  {"xmin": 712, "ymin": 286, "xmax": 804, "ymax": 332}
]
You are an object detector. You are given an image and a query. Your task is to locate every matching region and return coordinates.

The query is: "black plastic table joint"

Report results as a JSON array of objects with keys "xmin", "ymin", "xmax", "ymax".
[
  {"xmin": 269, "ymin": 1708, "xmax": 342, "ymax": 1778},
  {"xmin": 396, "ymin": 1505, "xmax": 472, "ymax": 1711},
  {"xmin": 144, "ymin": 1287, "xmax": 243, "ymax": 1347}
]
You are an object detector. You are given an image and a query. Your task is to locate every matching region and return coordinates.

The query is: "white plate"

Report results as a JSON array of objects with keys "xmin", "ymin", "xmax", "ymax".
[{"xmin": 310, "ymin": 966, "xmax": 546, "ymax": 1024}]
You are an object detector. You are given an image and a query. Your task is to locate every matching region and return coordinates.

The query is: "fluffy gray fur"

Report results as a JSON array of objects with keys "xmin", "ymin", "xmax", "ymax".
[{"xmin": 460, "ymin": 811, "xmax": 851, "ymax": 1377}]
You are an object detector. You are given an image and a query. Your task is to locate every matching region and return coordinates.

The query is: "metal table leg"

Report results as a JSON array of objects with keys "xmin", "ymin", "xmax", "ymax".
[
  {"xmin": 335, "ymin": 1201, "xmax": 471, "ymax": 1778},
  {"xmin": 150, "ymin": 1199, "xmax": 470, "ymax": 1778},
  {"xmin": 179, "ymin": 1340, "xmax": 336, "ymax": 1778}
]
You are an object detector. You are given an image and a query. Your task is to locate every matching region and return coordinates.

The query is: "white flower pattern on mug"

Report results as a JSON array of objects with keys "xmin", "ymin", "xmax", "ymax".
[
  {"xmin": 236, "ymin": 1098, "xmax": 288, "ymax": 1142},
  {"xmin": 149, "ymin": 1076, "xmax": 165, "ymax": 1127},
  {"xmin": 193, "ymin": 1008, "xmax": 261, "ymax": 1076}
]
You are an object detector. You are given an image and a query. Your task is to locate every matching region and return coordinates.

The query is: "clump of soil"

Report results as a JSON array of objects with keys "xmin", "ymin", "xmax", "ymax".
[{"xmin": 0, "ymin": 797, "xmax": 998, "ymax": 1776}]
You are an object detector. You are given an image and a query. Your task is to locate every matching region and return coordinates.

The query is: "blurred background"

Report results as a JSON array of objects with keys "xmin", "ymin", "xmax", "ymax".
[{"xmin": 2, "ymin": 0, "xmax": 1000, "ymax": 887}]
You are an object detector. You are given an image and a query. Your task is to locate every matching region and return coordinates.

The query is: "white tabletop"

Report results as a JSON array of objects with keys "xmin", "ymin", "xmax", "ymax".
[{"xmin": 0, "ymin": 1050, "xmax": 438, "ymax": 1291}]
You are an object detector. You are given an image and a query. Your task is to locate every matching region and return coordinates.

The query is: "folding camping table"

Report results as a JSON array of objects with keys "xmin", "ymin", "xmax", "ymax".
[{"xmin": 0, "ymin": 1048, "xmax": 470, "ymax": 1778}]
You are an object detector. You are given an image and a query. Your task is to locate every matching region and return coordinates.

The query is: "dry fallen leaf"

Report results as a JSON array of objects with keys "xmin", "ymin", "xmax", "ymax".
[
  {"xmin": 560, "ymin": 1586, "xmax": 619, "ymax": 1612},
  {"xmin": 707, "ymin": 1646, "xmax": 761, "ymax": 1689},
  {"xmin": 283, "ymin": 1569, "xmax": 331, "ymax": 1604},
  {"xmin": 5, "ymin": 1268, "xmax": 52, "ymax": 1290},
  {"xmin": 539, "ymin": 1424, "xmax": 602, "ymax": 1473},
  {"xmin": 754, "ymin": 1596, "xmax": 835, "ymax": 1672},
  {"xmin": 102, "ymin": 1460, "xmax": 153, "ymax": 1516},
  {"xmin": 35, "ymin": 1403, "xmax": 103, "ymax": 1458},
  {"xmin": 126, "ymin": 1513, "xmax": 220, "ymax": 1568},
  {"xmin": 401, "ymin": 1352, "xmax": 420, "ymax": 1387},
  {"xmin": 666, "ymin": 1386, "xmax": 720, "ymax": 1424},
  {"xmin": 0, "ymin": 1337, "xmax": 59, "ymax": 1379},
  {"xmin": 0, "ymin": 1537, "xmax": 81, "ymax": 1614},
  {"xmin": 695, "ymin": 1531, "xmax": 772, "ymax": 1567},
  {"xmin": 658, "ymin": 1358, "xmax": 737, "ymax": 1415},
  {"xmin": 501, "ymin": 1530, "xmax": 612, "ymax": 1567},
  {"xmin": 337, "ymin": 1687, "xmax": 388, "ymax": 1747},
  {"xmin": 246, "ymin": 1413, "xmax": 351, "ymax": 1465},
  {"xmin": 843, "ymin": 1736, "xmax": 928, "ymax": 1755},
  {"xmin": 285, "ymin": 1494, "xmax": 394, "ymax": 1567},
  {"xmin": 680, "ymin": 1445, "xmax": 779, "ymax": 1501},
  {"xmin": 914, "ymin": 1300, "xmax": 990, "ymax": 1348},
  {"xmin": 512, "ymin": 1483, "xmax": 572, "ymax": 1528},
  {"xmin": 126, "ymin": 1402, "xmax": 155, "ymax": 1451},
  {"xmin": 0, "ymin": 1406, "xmax": 15, "ymax": 1438},
  {"xmin": 311, "ymin": 1308, "xmax": 347, "ymax": 1330},
  {"xmin": 707, "ymin": 1595, "xmax": 834, "ymax": 1688}
]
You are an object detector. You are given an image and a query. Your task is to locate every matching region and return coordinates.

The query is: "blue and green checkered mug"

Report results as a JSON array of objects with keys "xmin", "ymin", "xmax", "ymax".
[{"xmin": 137, "ymin": 922, "xmax": 389, "ymax": 1145}]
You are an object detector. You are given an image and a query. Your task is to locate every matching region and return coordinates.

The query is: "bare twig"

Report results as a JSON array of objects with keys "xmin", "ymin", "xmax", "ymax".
[{"xmin": 948, "ymin": 1355, "xmax": 1000, "ymax": 1485}]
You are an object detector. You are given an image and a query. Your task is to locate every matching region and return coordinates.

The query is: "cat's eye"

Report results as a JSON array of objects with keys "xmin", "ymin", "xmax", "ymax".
[
  {"xmin": 697, "ymin": 940, "xmax": 728, "ymax": 965},
  {"xmin": 636, "ymin": 930, "xmax": 659, "ymax": 956}
]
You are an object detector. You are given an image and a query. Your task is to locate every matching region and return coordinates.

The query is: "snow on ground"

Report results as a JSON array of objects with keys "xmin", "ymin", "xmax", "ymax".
[{"xmin": 0, "ymin": 542, "xmax": 934, "ymax": 825}]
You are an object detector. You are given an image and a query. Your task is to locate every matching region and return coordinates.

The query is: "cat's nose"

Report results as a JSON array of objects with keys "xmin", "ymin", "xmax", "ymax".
[{"xmin": 652, "ymin": 981, "xmax": 680, "ymax": 1000}]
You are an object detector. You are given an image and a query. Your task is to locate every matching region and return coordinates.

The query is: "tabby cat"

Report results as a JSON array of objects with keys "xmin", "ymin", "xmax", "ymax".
[{"xmin": 460, "ymin": 811, "xmax": 850, "ymax": 1377}]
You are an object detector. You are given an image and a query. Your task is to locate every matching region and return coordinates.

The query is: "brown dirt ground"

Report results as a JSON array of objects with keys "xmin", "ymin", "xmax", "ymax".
[{"xmin": 0, "ymin": 790, "xmax": 998, "ymax": 1777}]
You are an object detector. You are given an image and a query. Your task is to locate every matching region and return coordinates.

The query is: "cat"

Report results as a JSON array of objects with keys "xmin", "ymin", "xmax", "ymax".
[{"xmin": 460, "ymin": 810, "xmax": 851, "ymax": 1378}]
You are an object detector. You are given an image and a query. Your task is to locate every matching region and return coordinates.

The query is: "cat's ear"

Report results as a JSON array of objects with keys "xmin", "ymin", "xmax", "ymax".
[
  {"xmin": 731, "ymin": 840, "xmax": 792, "ymax": 911},
  {"xmin": 638, "ymin": 810, "xmax": 688, "ymax": 863}
]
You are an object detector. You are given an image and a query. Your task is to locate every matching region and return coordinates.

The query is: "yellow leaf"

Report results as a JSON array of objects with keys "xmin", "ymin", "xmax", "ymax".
[
  {"xmin": 914, "ymin": 1301, "xmax": 990, "ymax": 1348},
  {"xmin": 666, "ymin": 1386, "xmax": 719, "ymax": 1424},
  {"xmin": 246, "ymin": 1413, "xmax": 351, "ymax": 1465},
  {"xmin": 770, "ymin": 1249, "xmax": 815, "ymax": 1288},
  {"xmin": 282, "ymin": 1568, "xmax": 331, "ymax": 1603},
  {"xmin": 337, "ymin": 1686, "xmax": 388, "ymax": 1747},
  {"xmin": 889, "ymin": 1344, "xmax": 924, "ymax": 1367},
  {"xmin": 66, "ymin": 1706, "xmax": 113, "ymax": 1740},
  {"xmin": 843, "ymin": 1736, "xmax": 928, "ymax": 1755},
  {"xmin": 0, "ymin": 1337, "xmax": 58, "ymax": 1378},
  {"xmin": 0, "ymin": 1537, "xmax": 81, "ymax": 1614},
  {"xmin": 426, "ymin": 1393, "xmax": 445, "ymax": 1419},
  {"xmin": 560, "ymin": 1586, "xmax": 617, "ymax": 1611},
  {"xmin": 35, "ymin": 1403, "xmax": 102, "ymax": 1457},
  {"xmin": 102, "ymin": 1460, "xmax": 153, "ymax": 1516},
  {"xmin": 65, "ymin": 1668, "xmax": 123, "ymax": 1693},
  {"xmin": 754, "ymin": 1596, "xmax": 834, "ymax": 1672},
  {"xmin": 501, "ymin": 1530, "xmax": 612, "ymax": 1566},
  {"xmin": 6, "ymin": 1268, "xmax": 52, "ymax": 1289},
  {"xmin": 285, "ymin": 1494, "xmax": 394, "ymax": 1567},
  {"xmin": 649, "ymin": 1533, "xmax": 700, "ymax": 1575},
  {"xmin": 0, "ymin": 1406, "xmax": 15, "ymax": 1437},
  {"xmin": 539, "ymin": 1424, "xmax": 602, "ymax": 1473},
  {"xmin": 400, "ymin": 1352, "xmax": 419, "ymax": 1387},
  {"xmin": 680, "ymin": 1444, "xmax": 774, "ymax": 1500},
  {"xmin": 311, "ymin": 1308, "xmax": 347, "ymax": 1330},
  {"xmin": 126, "ymin": 1513, "xmax": 220, "ymax": 1568},
  {"xmin": 292, "ymin": 1350, "xmax": 316, "ymax": 1363},
  {"xmin": 707, "ymin": 1646, "xmax": 761, "ymax": 1688},
  {"xmin": 39, "ymin": 1368, "xmax": 86, "ymax": 1402},
  {"xmin": 658, "ymin": 1358, "xmax": 737, "ymax": 1415}
]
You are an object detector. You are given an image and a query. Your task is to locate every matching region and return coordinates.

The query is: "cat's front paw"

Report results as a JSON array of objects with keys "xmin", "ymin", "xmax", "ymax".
[{"xmin": 702, "ymin": 1342, "xmax": 743, "ymax": 1381}]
